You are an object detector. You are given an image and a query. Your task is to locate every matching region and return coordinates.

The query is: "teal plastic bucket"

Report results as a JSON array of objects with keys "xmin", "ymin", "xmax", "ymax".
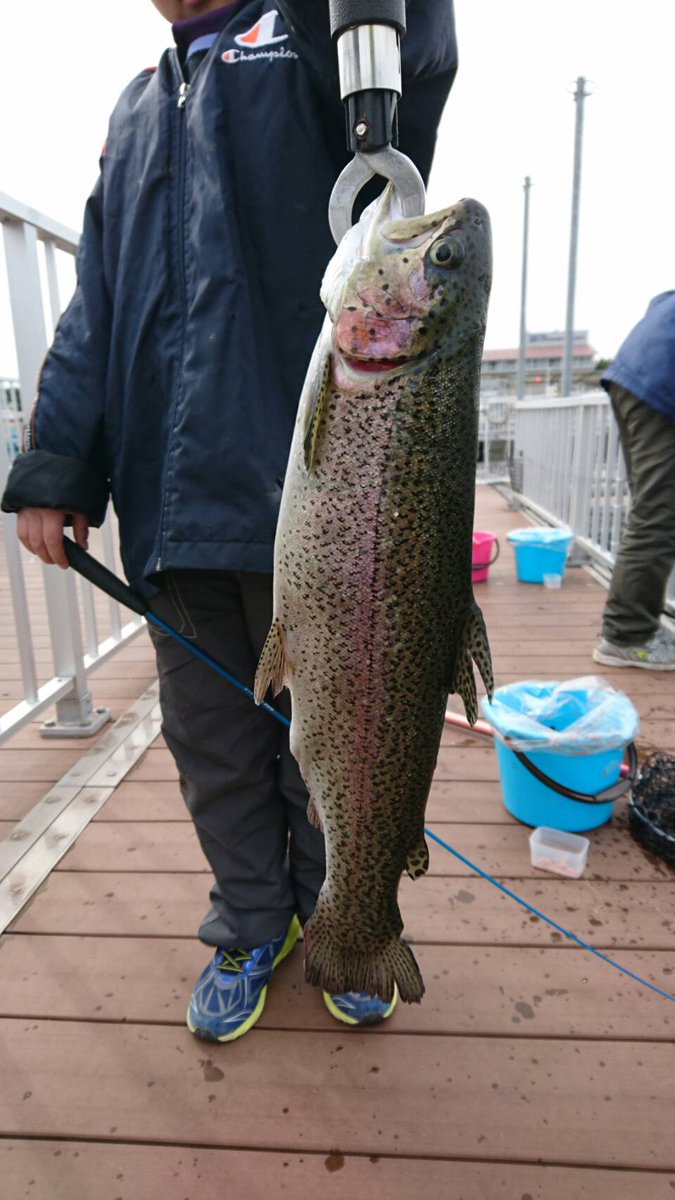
[
  {"xmin": 494, "ymin": 740, "xmax": 625, "ymax": 831},
  {"xmin": 507, "ymin": 527, "xmax": 574, "ymax": 584},
  {"xmin": 482, "ymin": 680, "xmax": 639, "ymax": 833}
]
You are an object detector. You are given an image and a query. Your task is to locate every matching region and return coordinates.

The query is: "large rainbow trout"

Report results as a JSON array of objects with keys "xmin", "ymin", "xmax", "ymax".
[{"xmin": 255, "ymin": 189, "xmax": 493, "ymax": 1004}]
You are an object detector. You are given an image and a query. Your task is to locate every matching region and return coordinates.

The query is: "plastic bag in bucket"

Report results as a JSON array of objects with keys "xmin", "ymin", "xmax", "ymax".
[
  {"xmin": 481, "ymin": 677, "xmax": 639, "ymax": 831},
  {"xmin": 472, "ymin": 531, "xmax": 500, "ymax": 583},
  {"xmin": 507, "ymin": 526, "xmax": 573, "ymax": 584}
]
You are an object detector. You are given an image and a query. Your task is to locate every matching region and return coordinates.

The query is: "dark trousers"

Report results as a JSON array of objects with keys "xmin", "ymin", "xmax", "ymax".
[
  {"xmin": 603, "ymin": 384, "xmax": 675, "ymax": 643},
  {"xmin": 149, "ymin": 570, "xmax": 326, "ymax": 950}
]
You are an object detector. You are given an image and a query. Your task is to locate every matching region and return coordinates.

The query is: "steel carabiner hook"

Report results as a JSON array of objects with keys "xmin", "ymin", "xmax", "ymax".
[{"xmin": 328, "ymin": 145, "xmax": 426, "ymax": 244}]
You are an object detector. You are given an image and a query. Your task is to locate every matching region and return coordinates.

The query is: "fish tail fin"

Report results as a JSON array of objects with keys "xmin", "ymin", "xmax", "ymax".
[
  {"xmin": 453, "ymin": 602, "xmax": 493, "ymax": 724},
  {"xmin": 254, "ymin": 618, "xmax": 290, "ymax": 702},
  {"xmin": 405, "ymin": 834, "xmax": 430, "ymax": 880},
  {"xmin": 303, "ymin": 907, "xmax": 424, "ymax": 1004}
]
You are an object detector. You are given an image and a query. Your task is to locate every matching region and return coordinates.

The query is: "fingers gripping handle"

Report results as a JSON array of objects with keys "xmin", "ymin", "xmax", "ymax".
[{"xmin": 63, "ymin": 538, "xmax": 149, "ymax": 617}]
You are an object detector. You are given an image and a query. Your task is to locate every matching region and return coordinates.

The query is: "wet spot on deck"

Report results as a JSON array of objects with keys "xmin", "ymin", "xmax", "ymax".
[
  {"xmin": 200, "ymin": 1058, "xmax": 224, "ymax": 1082},
  {"xmin": 515, "ymin": 1002, "xmax": 535, "ymax": 1020}
]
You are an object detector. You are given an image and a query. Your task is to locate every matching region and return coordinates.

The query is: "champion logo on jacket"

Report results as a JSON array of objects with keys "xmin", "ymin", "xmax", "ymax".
[{"xmin": 223, "ymin": 9, "xmax": 297, "ymax": 63}]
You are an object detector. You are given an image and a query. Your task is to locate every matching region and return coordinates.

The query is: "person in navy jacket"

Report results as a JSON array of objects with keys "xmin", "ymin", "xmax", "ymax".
[
  {"xmin": 593, "ymin": 292, "xmax": 675, "ymax": 670},
  {"xmin": 2, "ymin": 0, "xmax": 458, "ymax": 1039}
]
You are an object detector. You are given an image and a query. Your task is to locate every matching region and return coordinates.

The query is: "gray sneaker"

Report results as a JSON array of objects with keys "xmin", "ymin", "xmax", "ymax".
[{"xmin": 593, "ymin": 627, "xmax": 675, "ymax": 670}]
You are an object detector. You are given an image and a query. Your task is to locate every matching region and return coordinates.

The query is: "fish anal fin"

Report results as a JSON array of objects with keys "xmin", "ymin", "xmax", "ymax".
[
  {"xmin": 405, "ymin": 835, "xmax": 429, "ymax": 880},
  {"xmin": 254, "ymin": 618, "xmax": 290, "ymax": 702},
  {"xmin": 303, "ymin": 353, "xmax": 331, "ymax": 473}
]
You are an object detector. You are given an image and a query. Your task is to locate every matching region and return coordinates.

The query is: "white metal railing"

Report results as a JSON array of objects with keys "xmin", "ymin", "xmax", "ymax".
[
  {"xmin": 511, "ymin": 391, "xmax": 675, "ymax": 611},
  {"xmin": 0, "ymin": 192, "xmax": 146, "ymax": 744},
  {"xmin": 477, "ymin": 396, "xmax": 515, "ymax": 482}
]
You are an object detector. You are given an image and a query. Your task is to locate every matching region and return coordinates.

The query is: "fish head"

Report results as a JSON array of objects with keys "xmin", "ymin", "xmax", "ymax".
[{"xmin": 322, "ymin": 188, "xmax": 492, "ymax": 392}]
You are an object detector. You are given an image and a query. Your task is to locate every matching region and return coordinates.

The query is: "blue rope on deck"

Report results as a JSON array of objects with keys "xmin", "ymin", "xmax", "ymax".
[{"xmin": 148, "ymin": 613, "xmax": 675, "ymax": 1006}]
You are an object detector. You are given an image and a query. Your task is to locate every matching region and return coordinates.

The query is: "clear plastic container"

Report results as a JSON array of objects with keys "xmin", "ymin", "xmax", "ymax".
[{"xmin": 529, "ymin": 826, "xmax": 590, "ymax": 878}]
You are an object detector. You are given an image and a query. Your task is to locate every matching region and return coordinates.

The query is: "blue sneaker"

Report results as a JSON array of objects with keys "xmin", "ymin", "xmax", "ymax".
[
  {"xmin": 323, "ymin": 985, "xmax": 399, "ymax": 1026},
  {"xmin": 187, "ymin": 914, "xmax": 301, "ymax": 1042}
]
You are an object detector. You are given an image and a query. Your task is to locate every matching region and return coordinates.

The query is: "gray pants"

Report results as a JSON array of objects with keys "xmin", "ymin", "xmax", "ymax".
[
  {"xmin": 603, "ymin": 384, "xmax": 675, "ymax": 644},
  {"xmin": 149, "ymin": 570, "xmax": 325, "ymax": 950}
]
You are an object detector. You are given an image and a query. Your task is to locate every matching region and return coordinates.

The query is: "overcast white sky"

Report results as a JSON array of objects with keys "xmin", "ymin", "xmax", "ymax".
[{"xmin": 1, "ymin": 0, "xmax": 674, "ymax": 375}]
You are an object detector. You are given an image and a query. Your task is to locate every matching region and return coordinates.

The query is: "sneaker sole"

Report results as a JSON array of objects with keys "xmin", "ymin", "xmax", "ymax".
[
  {"xmin": 186, "ymin": 914, "xmax": 302, "ymax": 1043},
  {"xmin": 323, "ymin": 984, "xmax": 399, "ymax": 1027},
  {"xmin": 592, "ymin": 649, "xmax": 675, "ymax": 671}
]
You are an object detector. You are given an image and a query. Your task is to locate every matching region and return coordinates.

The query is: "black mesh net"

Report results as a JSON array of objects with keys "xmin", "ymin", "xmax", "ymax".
[{"xmin": 629, "ymin": 751, "xmax": 675, "ymax": 866}]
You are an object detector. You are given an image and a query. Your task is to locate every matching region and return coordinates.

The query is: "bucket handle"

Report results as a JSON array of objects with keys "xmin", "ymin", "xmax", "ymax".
[
  {"xmin": 507, "ymin": 740, "xmax": 639, "ymax": 805},
  {"xmin": 472, "ymin": 537, "xmax": 500, "ymax": 572}
]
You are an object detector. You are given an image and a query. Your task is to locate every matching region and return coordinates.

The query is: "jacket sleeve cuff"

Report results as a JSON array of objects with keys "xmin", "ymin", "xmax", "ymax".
[{"xmin": 1, "ymin": 450, "xmax": 109, "ymax": 527}]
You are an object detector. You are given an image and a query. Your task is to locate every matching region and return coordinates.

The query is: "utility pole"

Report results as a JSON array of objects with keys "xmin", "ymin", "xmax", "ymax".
[
  {"xmin": 516, "ymin": 176, "xmax": 532, "ymax": 400},
  {"xmin": 562, "ymin": 76, "xmax": 591, "ymax": 397}
]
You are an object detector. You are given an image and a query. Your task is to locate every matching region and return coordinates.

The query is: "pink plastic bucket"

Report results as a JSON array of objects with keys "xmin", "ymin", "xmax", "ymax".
[{"xmin": 472, "ymin": 531, "xmax": 500, "ymax": 582}]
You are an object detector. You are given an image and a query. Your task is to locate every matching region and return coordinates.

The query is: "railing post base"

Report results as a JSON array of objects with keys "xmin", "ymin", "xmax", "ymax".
[{"xmin": 40, "ymin": 694, "xmax": 111, "ymax": 739}]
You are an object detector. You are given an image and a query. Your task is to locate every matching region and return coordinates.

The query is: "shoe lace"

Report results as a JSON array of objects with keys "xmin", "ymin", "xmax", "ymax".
[{"xmin": 215, "ymin": 947, "xmax": 255, "ymax": 975}]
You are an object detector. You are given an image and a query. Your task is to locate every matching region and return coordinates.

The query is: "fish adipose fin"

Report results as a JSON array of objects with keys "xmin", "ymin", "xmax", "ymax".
[
  {"xmin": 453, "ymin": 602, "xmax": 494, "ymax": 725},
  {"xmin": 254, "ymin": 619, "xmax": 290, "ymax": 702},
  {"xmin": 303, "ymin": 910, "xmax": 425, "ymax": 1004},
  {"xmin": 303, "ymin": 353, "xmax": 331, "ymax": 473},
  {"xmin": 405, "ymin": 835, "xmax": 429, "ymax": 880}
]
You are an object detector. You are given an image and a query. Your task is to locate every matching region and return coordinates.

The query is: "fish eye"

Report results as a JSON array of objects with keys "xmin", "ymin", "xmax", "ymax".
[{"xmin": 429, "ymin": 237, "xmax": 465, "ymax": 269}]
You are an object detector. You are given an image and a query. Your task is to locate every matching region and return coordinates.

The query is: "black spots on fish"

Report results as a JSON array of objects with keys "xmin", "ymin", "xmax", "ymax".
[{"xmin": 405, "ymin": 836, "xmax": 430, "ymax": 881}]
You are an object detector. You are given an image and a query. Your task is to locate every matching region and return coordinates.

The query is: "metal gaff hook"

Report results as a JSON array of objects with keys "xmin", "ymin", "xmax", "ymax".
[{"xmin": 328, "ymin": 146, "xmax": 426, "ymax": 245}]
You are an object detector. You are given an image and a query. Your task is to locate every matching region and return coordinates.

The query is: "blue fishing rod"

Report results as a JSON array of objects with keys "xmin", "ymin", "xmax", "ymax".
[
  {"xmin": 63, "ymin": 539, "xmax": 286, "ymax": 728},
  {"xmin": 64, "ymin": 538, "xmax": 675, "ymax": 1007}
]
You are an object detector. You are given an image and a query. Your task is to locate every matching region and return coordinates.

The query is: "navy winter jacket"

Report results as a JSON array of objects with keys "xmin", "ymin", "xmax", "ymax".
[
  {"xmin": 2, "ymin": 1, "xmax": 457, "ymax": 593},
  {"xmin": 602, "ymin": 291, "xmax": 675, "ymax": 422}
]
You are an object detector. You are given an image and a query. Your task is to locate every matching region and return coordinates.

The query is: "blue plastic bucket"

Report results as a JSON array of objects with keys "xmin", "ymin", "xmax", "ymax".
[
  {"xmin": 494, "ymin": 740, "xmax": 624, "ymax": 831},
  {"xmin": 482, "ymin": 680, "xmax": 639, "ymax": 833},
  {"xmin": 507, "ymin": 527, "xmax": 574, "ymax": 584}
]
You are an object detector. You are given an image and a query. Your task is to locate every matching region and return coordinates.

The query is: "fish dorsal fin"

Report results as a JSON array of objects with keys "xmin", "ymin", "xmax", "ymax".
[
  {"xmin": 467, "ymin": 601, "xmax": 494, "ymax": 700},
  {"xmin": 452, "ymin": 602, "xmax": 494, "ymax": 725},
  {"xmin": 303, "ymin": 353, "xmax": 332, "ymax": 473}
]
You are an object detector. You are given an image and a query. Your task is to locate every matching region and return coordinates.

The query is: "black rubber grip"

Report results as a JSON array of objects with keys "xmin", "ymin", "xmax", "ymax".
[
  {"xmin": 64, "ymin": 539, "xmax": 149, "ymax": 617},
  {"xmin": 329, "ymin": 0, "xmax": 406, "ymax": 39}
]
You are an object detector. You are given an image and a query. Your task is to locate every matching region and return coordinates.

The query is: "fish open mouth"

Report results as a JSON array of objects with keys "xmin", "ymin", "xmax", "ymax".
[{"xmin": 342, "ymin": 353, "xmax": 416, "ymax": 374}]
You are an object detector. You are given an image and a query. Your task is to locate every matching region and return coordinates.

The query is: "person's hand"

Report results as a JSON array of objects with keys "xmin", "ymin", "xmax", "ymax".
[{"xmin": 16, "ymin": 508, "xmax": 89, "ymax": 569}]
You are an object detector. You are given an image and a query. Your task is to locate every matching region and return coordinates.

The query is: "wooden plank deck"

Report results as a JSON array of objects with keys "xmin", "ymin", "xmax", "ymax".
[{"xmin": 1, "ymin": 485, "xmax": 674, "ymax": 1199}]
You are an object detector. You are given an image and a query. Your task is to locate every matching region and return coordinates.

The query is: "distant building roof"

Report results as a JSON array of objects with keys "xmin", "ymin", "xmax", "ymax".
[{"xmin": 482, "ymin": 342, "xmax": 596, "ymax": 363}]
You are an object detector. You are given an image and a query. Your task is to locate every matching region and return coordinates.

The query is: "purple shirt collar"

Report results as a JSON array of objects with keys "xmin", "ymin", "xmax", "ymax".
[{"xmin": 172, "ymin": 3, "xmax": 247, "ymax": 59}]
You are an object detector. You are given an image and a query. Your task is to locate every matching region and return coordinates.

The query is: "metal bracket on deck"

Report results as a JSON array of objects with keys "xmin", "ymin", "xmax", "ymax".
[{"xmin": 40, "ymin": 692, "xmax": 111, "ymax": 738}]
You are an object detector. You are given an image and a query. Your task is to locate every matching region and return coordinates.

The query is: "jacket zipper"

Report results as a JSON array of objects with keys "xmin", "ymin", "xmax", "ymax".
[{"xmin": 156, "ymin": 76, "xmax": 191, "ymax": 571}]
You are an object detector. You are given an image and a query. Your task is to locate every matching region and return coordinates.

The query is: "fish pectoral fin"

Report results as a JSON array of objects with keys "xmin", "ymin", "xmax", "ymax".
[
  {"xmin": 254, "ymin": 618, "xmax": 291, "ymax": 702},
  {"xmin": 307, "ymin": 797, "xmax": 323, "ymax": 831},
  {"xmin": 405, "ymin": 835, "xmax": 429, "ymax": 880},
  {"xmin": 303, "ymin": 353, "xmax": 331, "ymax": 473},
  {"xmin": 452, "ymin": 603, "xmax": 493, "ymax": 726}
]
